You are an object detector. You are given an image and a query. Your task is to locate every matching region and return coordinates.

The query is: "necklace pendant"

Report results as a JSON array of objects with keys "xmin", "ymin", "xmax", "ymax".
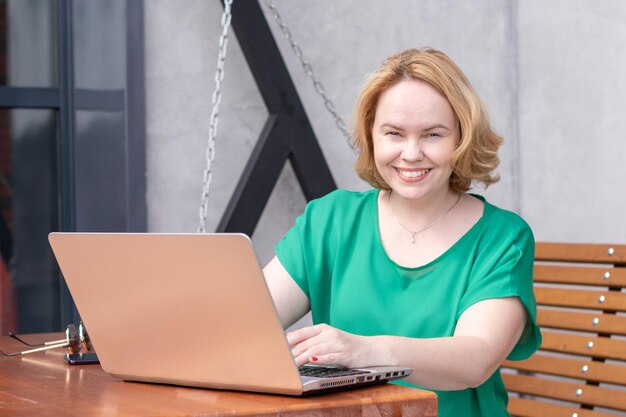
[{"xmin": 387, "ymin": 191, "xmax": 462, "ymax": 246}]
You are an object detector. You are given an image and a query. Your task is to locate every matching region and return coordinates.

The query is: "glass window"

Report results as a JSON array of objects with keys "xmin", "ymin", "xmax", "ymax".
[
  {"xmin": 73, "ymin": 0, "xmax": 126, "ymax": 90},
  {"xmin": 0, "ymin": 0, "xmax": 145, "ymax": 333},
  {"xmin": 1, "ymin": 108, "xmax": 59, "ymax": 333},
  {"xmin": 2, "ymin": 0, "xmax": 58, "ymax": 87},
  {"xmin": 75, "ymin": 110, "xmax": 127, "ymax": 231},
  {"xmin": 72, "ymin": 0, "xmax": 129, "ymax": 232}
]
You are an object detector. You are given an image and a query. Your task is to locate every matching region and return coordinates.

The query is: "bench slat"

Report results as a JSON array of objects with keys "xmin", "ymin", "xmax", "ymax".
[
  {"xmin": 534, "ymin": 264, "xmax": 626, "ymax": 287},
  {"xmin": 502, "ymin": 373, "xmax": 626, "ymax": 411},
  {"xmin": 502, "ymin": 355, "xmax": 626, "ymax": 385},
  {"xmin": 541, "ymin": 331, "xmax": 626, "ymax": 361},
  {"xmin": 506, "ymin": 242, "xmax": 626, "ymax": 416},
  {"xmin": 535, "ymin": 287, "xmax": 626, "ymax": 312},
  {"xmin": 508, "ymin": 397, "xmax": 617, "ymax": 417},
  {"xmin": 535, "ymin": 242, "xmax": 626, "ymax": 263},
  {"xmin": 537, "ymin": 308, "xmax": 626, "ymax": 336}
]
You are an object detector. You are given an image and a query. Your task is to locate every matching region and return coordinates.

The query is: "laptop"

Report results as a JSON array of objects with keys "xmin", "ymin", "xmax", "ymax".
[{"xmin": 48, "ymin": 232, "xmax": 412, "ymax": 395}]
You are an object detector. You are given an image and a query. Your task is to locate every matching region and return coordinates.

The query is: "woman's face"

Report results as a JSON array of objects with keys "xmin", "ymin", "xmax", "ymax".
[{"xmin": 372, "ymin": 79, "xmax": 460, "ymax": 202}]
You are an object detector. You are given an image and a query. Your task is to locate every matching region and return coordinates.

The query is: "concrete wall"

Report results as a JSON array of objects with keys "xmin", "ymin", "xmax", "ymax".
[
  {"xmin": 517, "ymin": 0, "xmax": 626, "ymax": 242},
  {"xmin": 145, "ymin": 0, "xmax": 626, "ymax": 265}
]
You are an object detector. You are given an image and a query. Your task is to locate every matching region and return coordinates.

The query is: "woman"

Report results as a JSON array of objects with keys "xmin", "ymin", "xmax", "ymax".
[{"xmin": 263, "ymin": 48, "xmax": 541, "ymax": 417}]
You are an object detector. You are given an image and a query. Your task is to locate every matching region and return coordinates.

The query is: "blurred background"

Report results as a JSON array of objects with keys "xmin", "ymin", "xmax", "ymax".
[{"xmin": 1, "ymin": 0, "xmax": 625, "ymax": 333}]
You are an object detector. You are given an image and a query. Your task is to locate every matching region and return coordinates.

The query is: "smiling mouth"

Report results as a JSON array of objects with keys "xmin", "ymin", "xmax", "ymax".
[{"xmin": 397, "ymin": 168, "xmax": 431, "ymax": 179}]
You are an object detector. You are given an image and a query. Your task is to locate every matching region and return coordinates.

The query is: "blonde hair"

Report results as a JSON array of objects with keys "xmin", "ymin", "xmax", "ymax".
[{"xmin": 353, "ymin": 48, "xmax": 502, "ymax": 192}]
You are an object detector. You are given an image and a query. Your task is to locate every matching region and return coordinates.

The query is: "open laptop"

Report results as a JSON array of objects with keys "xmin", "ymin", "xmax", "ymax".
[{"xmin": 48, "ymin": 233, "xmax": 412, "ymax": 395}]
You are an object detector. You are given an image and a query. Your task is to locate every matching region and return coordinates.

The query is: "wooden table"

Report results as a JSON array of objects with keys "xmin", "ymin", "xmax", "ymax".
[{"xmin": 0, "ymin": 333, "xmax": 437, "ymax": 416}]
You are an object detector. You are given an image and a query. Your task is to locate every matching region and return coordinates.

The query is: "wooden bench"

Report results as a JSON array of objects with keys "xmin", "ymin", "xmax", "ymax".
[{"xmin": 502, "ymin": 242, "xmax": 626, "ymax": 417}]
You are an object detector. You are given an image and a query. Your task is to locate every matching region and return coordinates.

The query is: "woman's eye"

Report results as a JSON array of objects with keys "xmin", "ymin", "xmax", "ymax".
[
  {"xmin": 385, "ymin": 131, "xmax": 400, "ymax": 136},
  {"xmin": 425, "ymin": 132, "xmax": 442, "ymax": 139}
]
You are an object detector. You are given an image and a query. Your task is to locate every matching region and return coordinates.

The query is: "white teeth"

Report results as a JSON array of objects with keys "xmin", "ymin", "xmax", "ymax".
[{"xmin": 398, "ymin": 169, "xmax": 429, "ymax": 178}]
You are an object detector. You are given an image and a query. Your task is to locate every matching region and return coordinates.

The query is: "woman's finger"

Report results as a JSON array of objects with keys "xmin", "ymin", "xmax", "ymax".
[{"xmin": 286, "ymin": 324, "xmax": 324, "ymax": 346}]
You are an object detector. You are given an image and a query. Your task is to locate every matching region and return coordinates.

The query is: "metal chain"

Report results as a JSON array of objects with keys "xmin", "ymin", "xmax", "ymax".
[
  {"xmin": 262, "ymin": 0, "xmax": 356, "ymax": 153},
  {"xmin": 198, "ymin": 0, "xmax": 234, "ymax": 233}
]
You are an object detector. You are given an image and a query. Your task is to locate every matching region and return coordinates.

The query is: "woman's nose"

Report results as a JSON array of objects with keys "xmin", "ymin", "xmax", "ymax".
[{"xmin": 401, "ymin": 138, "xmax": 424, "ymax": 161}]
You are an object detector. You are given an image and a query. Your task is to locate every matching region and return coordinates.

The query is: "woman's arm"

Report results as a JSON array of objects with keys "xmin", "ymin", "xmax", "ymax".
[
  {"xmin": 263, "ymin": 256, "xmax": 310, "ymax": 329},
  {"xmin": 287, "ymin": 297, "xmax": 527, "ymax": 391}
]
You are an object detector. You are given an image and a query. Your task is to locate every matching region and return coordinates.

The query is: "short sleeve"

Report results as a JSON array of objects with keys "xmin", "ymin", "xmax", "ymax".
[
  {"xmin": 458, "ymin": 216, "xmax": 542, "ymax": 361},
  {"xmin": 274, "ymin": 191, "xmax": 341, "ymax": 303},
  {"xmin": 275, "ymin": 214, "xmax": 311, "ymax": 298}
]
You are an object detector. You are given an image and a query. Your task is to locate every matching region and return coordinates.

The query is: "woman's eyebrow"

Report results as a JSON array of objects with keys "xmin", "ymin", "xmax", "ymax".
[
  {"xmin": 423, "ymin": 124, "xmax": 450, "ymax": 131},
  {"xmin": 379, "ymin": 123, "xmax": 404, "ymax": 130},
  {"xmin": 378, "ymin": 122, "xmax": 452, "ymax": 131}
]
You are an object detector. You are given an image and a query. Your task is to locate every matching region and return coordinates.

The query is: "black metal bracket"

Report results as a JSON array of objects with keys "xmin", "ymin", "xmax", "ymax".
[{"xmin": 216, "ymin": 0, "xmax": 336, "ymax": 235}]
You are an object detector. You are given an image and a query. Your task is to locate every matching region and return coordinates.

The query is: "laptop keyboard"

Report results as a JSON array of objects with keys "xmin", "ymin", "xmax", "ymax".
[{"xmin": 298, "ymin": 365, "xmax": 369, "ymax": 378}]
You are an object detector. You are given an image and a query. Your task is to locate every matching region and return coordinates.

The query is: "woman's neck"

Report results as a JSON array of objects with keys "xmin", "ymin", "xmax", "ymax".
[{"xmin": 386, "ymin": 188, "xmax": 460, "ymax": 227}]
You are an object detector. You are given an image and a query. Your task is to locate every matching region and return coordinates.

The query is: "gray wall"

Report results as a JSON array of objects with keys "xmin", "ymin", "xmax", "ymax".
[{"xmin": 144, "ymin": 0, "xmax": 626, "ymax": 266}]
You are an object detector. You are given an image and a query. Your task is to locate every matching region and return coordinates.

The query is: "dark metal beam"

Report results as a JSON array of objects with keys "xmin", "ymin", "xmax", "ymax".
[
  {"xmin": 217, "ymin": 0, "xmax": 336, "ymax": 234},
  {"xmin": 125, "ymin": 0, "xmax": 147, "ymax": 232},
  {"xmin": 0, "ymin": 87, "xmax": 59, "ymax": 109},
  {"xmin": 0, "ymin": 87, "xmax": 126, "ymax": 111},
  {"xmin": 58, "ymin": 0, "xmax": 76, "ymax": 233},
  {"xmin": 58, "ymin": 0, "xmax": 78, "ymax": 327},
  {"xmin": 218, "ymin": 114, "xmax": 285, "ymax": 234}
]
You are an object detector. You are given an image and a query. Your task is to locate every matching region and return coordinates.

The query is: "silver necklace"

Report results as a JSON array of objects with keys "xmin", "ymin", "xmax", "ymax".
[{"xmin": 387, "ymin": 192, "xmax": 462, "ymax": 244}]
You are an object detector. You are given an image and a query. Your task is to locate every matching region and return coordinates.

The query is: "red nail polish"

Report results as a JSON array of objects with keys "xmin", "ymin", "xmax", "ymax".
[{"xmin": 311, "ymin": 356, "xmax": 318, "ymax": 362}]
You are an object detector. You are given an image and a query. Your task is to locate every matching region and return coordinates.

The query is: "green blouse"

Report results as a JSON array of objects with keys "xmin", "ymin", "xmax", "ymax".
[{"xmin": 275, "ymin": 189, "xmax": 541, "ymax": 417}]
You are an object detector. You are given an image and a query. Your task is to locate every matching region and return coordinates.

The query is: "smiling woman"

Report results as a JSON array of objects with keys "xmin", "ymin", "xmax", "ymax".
[
  {"xmin": 354, "ymin": 48, "xmax": 502, "ymax": 195},
  {"xmin": 372, "ymin": 79, "xmax": 458, "ymax": 204},
  {"xmin": 262, "ymin": 47, "xmax": 541, "ymax": 417}
]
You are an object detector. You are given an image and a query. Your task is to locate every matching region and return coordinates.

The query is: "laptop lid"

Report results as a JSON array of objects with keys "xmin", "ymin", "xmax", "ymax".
[
  {"xmin": 49, "ymin": 232, "xmax": 304, "ymax": 395},
  {"xmin": 49, "ymin": 233, "xmax": 412, "ymax": 395}
]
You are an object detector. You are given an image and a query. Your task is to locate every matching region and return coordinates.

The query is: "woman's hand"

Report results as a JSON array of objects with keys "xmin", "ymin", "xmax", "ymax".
[{"xmin": 286, "ymin": 324, "xmax": 383, "ymax": 368}]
